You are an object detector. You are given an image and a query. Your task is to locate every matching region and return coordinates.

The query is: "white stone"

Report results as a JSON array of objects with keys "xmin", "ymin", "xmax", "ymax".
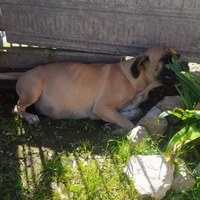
[
  {"xmin": 124, "ymin": 155, "xmax": 175, "ymax": 200},
  {"xmin": 189, "ymin": 63, "xmax": 200, "ymax": 77},
  {"xmin": 128, "ymin": 125, "xmax": 148, "ymax": 145},
  {"xmin": 171, "ymin": 159, "xmax": 196, "ymax": 192},
  {"xmin": 138, "ymin": 106, "xmax": 168, "ymax": 137}
]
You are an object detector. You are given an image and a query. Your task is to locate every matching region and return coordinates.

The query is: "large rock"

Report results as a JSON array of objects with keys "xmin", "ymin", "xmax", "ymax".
[
  {"xmin": 156, "ymin": 95, "xmax": 185, "ymax": 124},
  {"xmin": 194, "ymin": 102, "xmax": 200, "ymax": 110},
  {"xmin": 124, "ymin": 155, "xmax": 175, "ymax": 200},
  {"xmin": 127, "ymin": 96, "xmax": 185, "ymax": 145},
  {"xmin": 193, "ymin": 162, "xmax": 200, "ymax": 176},
  {"xmin": 137, "ymin": 106, "xmax": 168, "ymax": 137},
  {"xmin": 171, "ymin": 159, "xmax": 196, "ymax": 192}
]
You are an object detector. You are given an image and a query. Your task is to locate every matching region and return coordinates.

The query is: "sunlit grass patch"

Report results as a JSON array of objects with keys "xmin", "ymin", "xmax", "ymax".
[
  {"xmin": 1, "ymin": 149, "xmax": 140, "ymax": 199},
  {"xmin": 0, "ymin": 116, "xmax": 140, "ymax": 199},
  {"xmin": 0, "ymin": 114, "xmax": 200, "ymax": 199}
]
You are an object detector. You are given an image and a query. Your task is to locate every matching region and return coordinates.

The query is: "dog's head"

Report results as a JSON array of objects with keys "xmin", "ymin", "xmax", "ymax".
[{"xmin": 131, "ymin": 46, "xmax": 188, "ymax": 86}]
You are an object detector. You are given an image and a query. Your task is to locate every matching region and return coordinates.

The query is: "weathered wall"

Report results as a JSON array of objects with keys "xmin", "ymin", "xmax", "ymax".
[{"xmin": 0, "ymin": 0, "xmax": 200, "ymax": 62}]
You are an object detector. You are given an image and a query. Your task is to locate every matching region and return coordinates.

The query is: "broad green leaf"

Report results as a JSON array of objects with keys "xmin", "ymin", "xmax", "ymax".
[
  {"xmin": 171, "ymin": 52, "xmax": 179, "ymax": 62},
  {"xmin": 176, "ymin": 79, "xmax": 193, "ymax": 110},
  {"xmin": 180, "ymin": 63, "xmax": 188, "ymax": 72},
  {"xmin": 181, "ymin": 72, "xmax": 200, "ymax": 96},
  {"xmin": 177, "ymin": 72, "xmax": 200, "ymax": 102},
  {"xmin": 165, "ymin": 126, "xmax": 188, "ymax": 157},
  {"xmin": 165, "ymin": 63, "xmax": 181, "ymax": 73},
  {"xmin": 185, "ymin": 110, "xmax": 200, "ymax": 120},
  {"xmin": 158, "ymin": 110, "xmax": 173, "ymax": 125},
  {"xmin": 175, "ymin": 86, "xmax": 189, "ymax": 108},
  {"xmin": 177, "ymin": 76, "xmax": 197, "ymax": 109},
  {"xmin": 181, "ymin": 83, "xmax": 193, "ymax": 109},
  {"xmin": 165, "ymin": 64, "xmax": 172, "ymax": 70},
  {"xmin": 174, "ymin": 60, "xmax": 181, "ymax": 70},
  {"xmin": 165, "ymin": 123, "xmax": 200, "ymax": 160},
  {"xmin": 173, "ymin": 107, "xmax": 185, "ymax": 113},
  {"xmin": 172, "ymin": 108, "xmax": 196, "ymax": 119},
  {"xmin": 158, "ymin": 110, "xmax": 187, "ymax": 125}
]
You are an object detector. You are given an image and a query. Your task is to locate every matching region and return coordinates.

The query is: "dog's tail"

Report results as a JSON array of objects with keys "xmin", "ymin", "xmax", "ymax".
[{"xmin": 0, "ymin": 72, "xmax": 24, "ymax": 80}]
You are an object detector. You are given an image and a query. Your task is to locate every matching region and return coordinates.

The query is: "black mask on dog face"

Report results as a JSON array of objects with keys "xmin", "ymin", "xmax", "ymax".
[{"xmin": 157, "ymin": 54, "xmax": 188, "ymax": 86}]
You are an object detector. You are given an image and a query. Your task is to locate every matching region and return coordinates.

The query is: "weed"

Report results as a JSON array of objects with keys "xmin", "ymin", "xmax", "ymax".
[{"xmin": 74, "ymin": 139, "xmax": 94, "ymax": 153}]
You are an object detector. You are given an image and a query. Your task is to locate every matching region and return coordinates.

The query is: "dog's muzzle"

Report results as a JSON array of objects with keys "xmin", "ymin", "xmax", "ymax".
[{"xmin": 159, "ymin": 61, "xmax": 189, "ymax": 86}]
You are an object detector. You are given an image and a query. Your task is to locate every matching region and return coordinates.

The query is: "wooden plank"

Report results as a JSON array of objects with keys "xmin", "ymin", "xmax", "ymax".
[{"xmin": 0, "ymin": 0, "xmax": 200, "ymax": 61}]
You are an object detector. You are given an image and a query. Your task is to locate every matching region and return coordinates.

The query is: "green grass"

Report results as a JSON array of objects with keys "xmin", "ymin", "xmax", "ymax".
[
  {"xmin": 0, "ymin": 116, "xmax": 200, "ymax": 200},
  {"xmin": 0, "ymin": 116, "xmax": 43, "ymax": 146},
  {"xmin": 0, "ymin": 117, "xmax": 140, "ymax": 199}
]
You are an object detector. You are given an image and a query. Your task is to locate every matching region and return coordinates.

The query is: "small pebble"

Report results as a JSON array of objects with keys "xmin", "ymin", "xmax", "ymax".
[
  {"xmin": 57, "ymin": 136, "xmax": 63, "ymax": 140},
  {"xmin": 5, "ymin": 132, "xmax": 12, "ymax": 136}
]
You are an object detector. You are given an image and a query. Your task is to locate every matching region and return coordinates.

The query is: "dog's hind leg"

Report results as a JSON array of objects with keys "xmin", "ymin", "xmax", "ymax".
[{"xmin": 12, "ymin": 75, "xmax": 44, "ymax": 124}]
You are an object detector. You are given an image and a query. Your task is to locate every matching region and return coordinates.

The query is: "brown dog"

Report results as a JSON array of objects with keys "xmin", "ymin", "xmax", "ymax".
[{"xmin": 0, "ymin": 46, "xmax": 183, "ymax": 134}]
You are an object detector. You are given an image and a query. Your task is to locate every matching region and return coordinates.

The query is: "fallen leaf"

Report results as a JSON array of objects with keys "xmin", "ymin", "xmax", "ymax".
[{"xmin": 5, "ymin": 132, "xmax": 12, "ymax": 136}]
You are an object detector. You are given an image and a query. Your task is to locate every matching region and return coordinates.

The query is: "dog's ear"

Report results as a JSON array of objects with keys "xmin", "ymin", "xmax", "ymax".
[{"xmin": 131, "ymin": 54, "xmax": 149, "ymax": 79}]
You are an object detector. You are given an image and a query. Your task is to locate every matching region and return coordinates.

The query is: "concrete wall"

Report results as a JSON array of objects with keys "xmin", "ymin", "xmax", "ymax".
[
  {"xmin": 0, "ymin": 0, "xmax": 200, "ymax": 62},
  {"xmin": 0, "ymin": 47, "xmax": 120, "ymax": 71}
]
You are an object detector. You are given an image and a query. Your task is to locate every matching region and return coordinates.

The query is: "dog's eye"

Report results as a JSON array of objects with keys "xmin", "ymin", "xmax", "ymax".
[{"xmin": 165, "ymin": 76, "xmax": 171, "ymax": 79}]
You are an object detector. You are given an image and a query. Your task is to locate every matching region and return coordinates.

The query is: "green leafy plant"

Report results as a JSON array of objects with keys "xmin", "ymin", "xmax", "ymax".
[
  {"xmin": 165, "ymin": 53, "xmax": 200, "ymax": 109},
  {"xmin": 158, "ymin": 53, "xmax": 200, "ymax": 162}
]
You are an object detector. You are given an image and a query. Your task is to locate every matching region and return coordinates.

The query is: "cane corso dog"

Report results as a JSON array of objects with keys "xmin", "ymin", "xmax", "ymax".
[{"xmin": 0, "ymin": 46, "xmax": 184, "ymax": 134}]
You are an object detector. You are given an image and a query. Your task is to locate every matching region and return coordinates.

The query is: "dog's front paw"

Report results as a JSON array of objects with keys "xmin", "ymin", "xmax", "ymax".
[
  {"xmin": 102, "ymin": 123, "xmax": 124, "ymax": 135},
  {"xmin": 102, "ymin": 123, "xmax": 113, "ymax": 132},
  {"xmin": 25, "ymin": 114, "xmax": 40, "ymax": 124}
]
